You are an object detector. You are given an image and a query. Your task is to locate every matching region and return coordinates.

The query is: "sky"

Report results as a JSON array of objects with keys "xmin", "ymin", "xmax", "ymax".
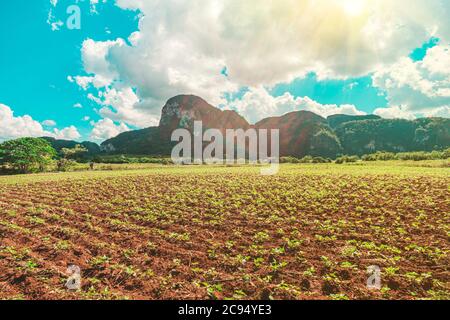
[{"xmin": 0, "ymin": 0, "xmax": 449, "ymax": 143}]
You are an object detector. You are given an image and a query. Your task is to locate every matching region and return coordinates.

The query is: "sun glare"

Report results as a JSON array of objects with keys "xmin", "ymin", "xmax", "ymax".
[{"xmin": 339, "ymin": 0, "xmax": 366, "ymax": 16}]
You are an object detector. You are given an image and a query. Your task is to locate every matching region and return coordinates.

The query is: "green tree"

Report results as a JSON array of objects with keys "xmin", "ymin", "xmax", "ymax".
[
  {"xmin": 57, "ymin": 144, "xmax": 88, "ymax": 172},
  {"xmin": 0, "ymin": 138, "xmax": 57, "ymax": 173}
]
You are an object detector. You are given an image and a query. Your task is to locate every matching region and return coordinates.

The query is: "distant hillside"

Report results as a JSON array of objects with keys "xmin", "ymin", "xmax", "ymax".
[
  {"xmin": 256, "ymin": 111, "xmax": 342, "ymax": 158},
  {"xmin": 101, "ymin": 127, "xmax": 172, "ymax": 155},
  {"xmin": 42, "ymin": 137, "xmax": 100, "ymax": 155},
  {"xmin": 99, "ymin": 95, "xmax": 450, "ymax": 158},
  {"xmin": 327, "ymin": 114, "xmax": 382, "ymax": 129},
  {"xmin": 335, "ymin": 117, "xmax": 450, "ymax": 156},
  {"xmin": 102, "ymin": 95, "xmax": 252, "ymax": 156}
]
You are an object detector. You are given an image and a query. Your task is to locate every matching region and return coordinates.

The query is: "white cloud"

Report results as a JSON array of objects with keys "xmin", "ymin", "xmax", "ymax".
[
  {"xmin": 47, "ymin": 0, "xmax": 64, "ymax": 31},
  {"xmin": 111, "ymin": 0, "xmax": 450, "ymax": 82},
  {"xmin": 226, "ymin": 87, "xmax": 365, "ymax": 124},
  {"xmin": 48, "ymin": 0, "xmax": 109, "ymax": 20},
  {"xmin": 90, "ymin": 118, "xmax": 130, "ymax": 141},
  {"xmin": 373, "ymin": 44, "xmax": 450, "ymax": 118},
  {"xmin": 73, "ymin": 103, "xmax": 83, "ymax": 108},
  {"xmin": 422, "ymin": 106, "xmax": 450, "ymax": 118},
  {"xmin": 373, "ymin": 106, "xmax": 416, "ymax": 120},
  {"xmin": 52, "ymin": 126, "xmax": 81, "ymax": 140},
  {"xmin": 81, "ymin": 38, "xmax": 124, "ymax": 83},
  {"xmin": 0, "ymin": 104, "xmax": 81, "ymax": 142},
  {"xmin": 1, "ymin": 104, "xmax": 48, "ymax": 142},
  {"xmin": 97, "ymin": 87, "xmax": 160, "ymax": 127},
  {"xmin": 67, "ymin": 0, "xmax": 450, "ymax": 128},
  {"xmin": 42, "ymin": 120, "xmax": 57, "ymax": 127},
  {"xmin": 47, "ymin": 8, "xmax": 63, "ymax": 31}
]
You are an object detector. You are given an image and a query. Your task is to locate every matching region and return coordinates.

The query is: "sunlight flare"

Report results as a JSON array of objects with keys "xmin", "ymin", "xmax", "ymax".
[{"xmin": 337, "ymin": 0, "xmax": 368, "ymax": 16}]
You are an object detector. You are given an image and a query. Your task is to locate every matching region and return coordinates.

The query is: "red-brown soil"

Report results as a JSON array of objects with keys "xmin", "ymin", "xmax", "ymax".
[{"xmin": 0, "ymin": 172, "xmax": 448, "ymax": 300}]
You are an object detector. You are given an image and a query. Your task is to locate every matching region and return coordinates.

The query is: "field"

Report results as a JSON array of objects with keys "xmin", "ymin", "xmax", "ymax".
[{"xmin": 0, "ymin": 163, "xmax": 449, "ymax": 300}]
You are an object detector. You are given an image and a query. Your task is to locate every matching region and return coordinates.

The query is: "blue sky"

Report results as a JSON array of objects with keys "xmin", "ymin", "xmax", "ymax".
[
  {"xmin": 0, "ymin": 0, "xmax": 449, "ymax": 142},
  {"xmin": 0, "ymin": 0, "xmax": 138, "ymax": 140}
]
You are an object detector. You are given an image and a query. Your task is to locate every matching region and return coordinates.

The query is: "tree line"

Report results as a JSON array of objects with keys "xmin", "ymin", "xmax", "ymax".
[
  {"xmin": 0, "ymin": 137, "xmax": 90, "ymax": 174},
  {"xmin": 1, "ymin": 137, "xmax": 449, "ymax": 174}
]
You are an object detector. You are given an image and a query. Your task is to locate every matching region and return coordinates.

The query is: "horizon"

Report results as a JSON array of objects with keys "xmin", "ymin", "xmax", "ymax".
[{"xmin": 1, "ymin": 0, "xmax": 449, "ymax": 144}]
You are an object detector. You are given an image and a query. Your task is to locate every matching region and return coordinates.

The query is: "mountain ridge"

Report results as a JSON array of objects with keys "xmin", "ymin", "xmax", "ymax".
[{"xmin": 43, "ymin": 95, "xmax": 450, "ymax": 158}]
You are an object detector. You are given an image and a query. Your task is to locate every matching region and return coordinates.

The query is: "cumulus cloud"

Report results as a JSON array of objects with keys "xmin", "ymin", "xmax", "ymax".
[
  {"xmin": 373, "ymin": 44, "xmax": 450, "ymax": 118},
  {"xmin": 69, "ymin": 0, "xmax": 450, "ymax": 126},
  {"xmin": 90, "ymin": 118, "xmax": 130, "ymax": 141},
  {"xmin": 52, "ymin": 126, "xmax": 81, "ymax": 140},
  {"xmin": 373, "ymin": 106, "xmax": 416, "ymax": 120},
  {"xmin": 111, "ymin": 0, "xmax": 450, "ymax": 81},
  {"xmin": 226, "ymin": 87, "xmax": 365, "ymax": 124},
  {"xmin": 0, "ymin": 104, "xmax": 81, "ymax": 142},
  {"xmin": 42, "ymin": 120, "xmax": 57, "ymax": 127}
]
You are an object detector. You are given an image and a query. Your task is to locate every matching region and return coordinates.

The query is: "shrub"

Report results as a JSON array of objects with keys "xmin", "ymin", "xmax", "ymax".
[
  {"xmin": 335, "ymin": 155, "xmax": 359, "ymax": 164},
  {"xmin": 312, "ymin": 157, "xmax": 331, "ymax": 163},
  {"xmin": 299, "ymin": 156, "xmax": 314, "ymax": 163},
  {"xmin": 443, "ymin": 148, "xmax": 450, "ymax": 159},
  {"xmin": 362, "ymin": 150, "xmax": 450, "ymax": 162}
]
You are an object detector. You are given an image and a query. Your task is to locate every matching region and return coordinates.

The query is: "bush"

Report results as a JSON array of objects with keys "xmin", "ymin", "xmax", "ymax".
[
  {"xmin": 335, "ymin": 155, "xmax": 359, "ymax": 164},
  {"xmin": 361, "ymin": 149, "xmax": 450, "ymax": 162},
  {"xmin": 312, "ymin": 157, "xmax": 331, "ymax": 163},
  {"xmin": 443, "ymin": 148, "xmax": 450, "ymax": 159},
  {"xmin": 299, "ymin": 156, "xmax": 314, "ymax": 163},
  {"xmin": 56, "ymin": 158, "xmax": 76, "ymax": 172},
  {"xmin": 92, "ymin": 155, "xmax": 174, "ymax": 165},
  {"xmin": 280, "ymin": 157, "xmax": 300, "ymax": 164},
  {"xmin": 375, "ymin": 152, "xmax": 396, "ymax": 161}
]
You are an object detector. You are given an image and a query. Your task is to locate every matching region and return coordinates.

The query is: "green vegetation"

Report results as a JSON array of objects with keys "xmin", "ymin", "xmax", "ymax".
[
  {"xmin": 92, "ymin": 154, "xmax": 173, "ymax": 165},
  {"xmin": 0, "ymin": 138, "xmax": 57, "ymax": 173},
  {"xmin": 57, "ymin": 144, "xmax": 88, "ymax": 172},
  {"xmin": 361, "ymin": 150, "xmax": 450, "ymax": 162},
  {"xmin": 335, "ymin": 155, "xmax": 360, "ymax": 164},
  {"xmin": 281, "ymin": 149, "xmax": 449, "ymax": 165},
  {"xmin": 335, "ymin": 118, "xmax": 450, "ymax": 156}
]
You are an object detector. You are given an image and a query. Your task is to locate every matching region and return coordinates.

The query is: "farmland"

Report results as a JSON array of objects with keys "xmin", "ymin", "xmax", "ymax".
[{"xmin": 0, "ymin": 163, "xmax": 449, "ymax": 300}]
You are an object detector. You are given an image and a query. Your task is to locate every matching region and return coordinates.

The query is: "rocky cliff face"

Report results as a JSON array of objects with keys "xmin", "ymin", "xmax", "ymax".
[{"xmin": 159, "ymin": 95, "xmax": 250, "ymax": 140}]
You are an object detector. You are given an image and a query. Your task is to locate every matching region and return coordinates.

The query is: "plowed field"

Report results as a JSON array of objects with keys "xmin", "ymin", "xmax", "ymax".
[{"xmin": 0, "ymin": 164, "xmax": 449, "ymax": 300}]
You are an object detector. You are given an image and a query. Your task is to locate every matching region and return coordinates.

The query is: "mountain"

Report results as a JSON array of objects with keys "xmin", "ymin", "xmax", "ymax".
[
  {"xmin": 42, "ymin": 137, "xmax": 100, "ymax": 155},
  {"xmin": 102, "ymin": 95, "xmax": 251, "ymax": 155},
  {"xmin": 100, "ymin": 94, "xmax": 450, "ymax": 158},
  {"xmin": 327, "ymin": 114, "xmax": 382, "ymax": 129},
  {"xmin": 335, "ymin": 117, "xmax": 450, "ymax": 155},
  {"xmin": 159, "ymin": 95, "xmax": 250, "ymax": 140},
  {"xmin": 101, "ymin": 127, "xmax": 172, "ymax": 155},
  {"xmin": 256, "ymin": 111, "xmax": 342, "ymax": 158}
]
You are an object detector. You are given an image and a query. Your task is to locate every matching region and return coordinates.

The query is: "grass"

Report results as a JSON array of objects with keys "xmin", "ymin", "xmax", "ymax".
[{"xmin": 0, "ymin": 161, "xmax": 448, "ymax": 186}]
